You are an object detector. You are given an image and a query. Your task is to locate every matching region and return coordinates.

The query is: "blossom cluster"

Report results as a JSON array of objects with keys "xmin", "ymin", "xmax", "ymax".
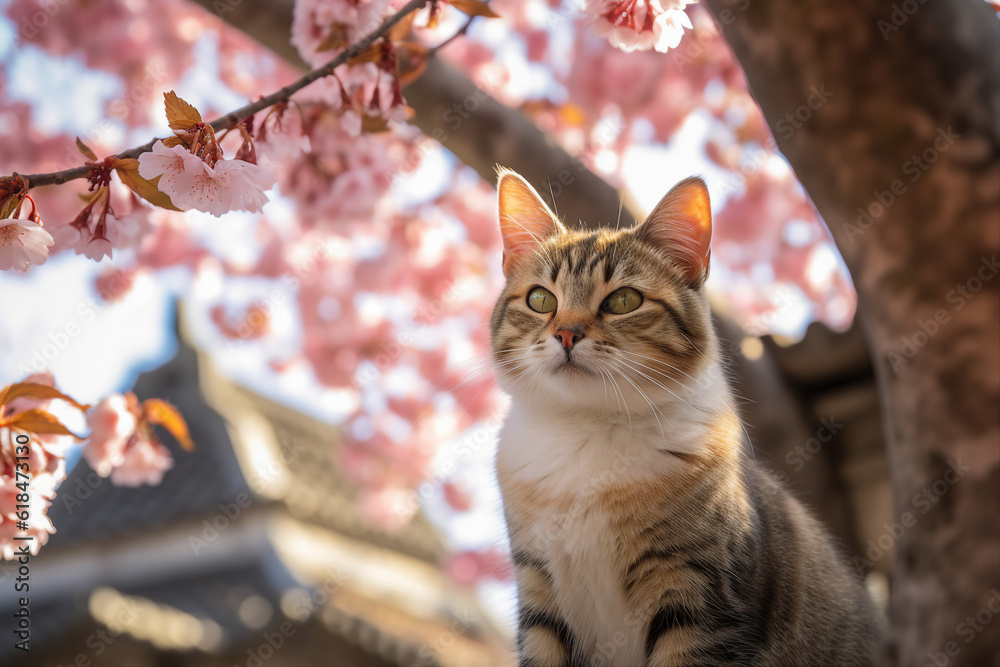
[
  {"xmin": 0, "ymin": 375, "xmax": 192, "ymax": 559},
  {"xmin": 582, "ymin": 0, "xmax": 696, "ymax": 53}
]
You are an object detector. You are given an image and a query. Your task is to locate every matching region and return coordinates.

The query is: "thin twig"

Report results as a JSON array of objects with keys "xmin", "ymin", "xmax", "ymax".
[
  {"xmin": 427, "ymin": 14, "xmax": 476, "ymax": 57},
  {"xmin": 20, "ymin": 0, "xmax": 430, "ymax": 190}
]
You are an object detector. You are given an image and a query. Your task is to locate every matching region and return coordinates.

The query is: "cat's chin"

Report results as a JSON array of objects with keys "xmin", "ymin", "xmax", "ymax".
[
  {"xmin": 503, "ymin": 370, "xmax": 620, "ymax": 412},
  {"xmin": 549, "ymin": 356, "xmax": 599, "ymax": 377}
]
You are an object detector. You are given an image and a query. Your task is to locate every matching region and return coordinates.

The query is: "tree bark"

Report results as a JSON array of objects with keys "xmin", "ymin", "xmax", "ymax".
[{"xmin": 703, "ymin": 1, "xmax": 1000, "ymax": 664}]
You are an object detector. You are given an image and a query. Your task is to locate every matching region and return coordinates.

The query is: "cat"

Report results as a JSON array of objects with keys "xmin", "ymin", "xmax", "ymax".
[{"xmin": 490, "ymin": 168, "xmax": 883, "ymax": 667}]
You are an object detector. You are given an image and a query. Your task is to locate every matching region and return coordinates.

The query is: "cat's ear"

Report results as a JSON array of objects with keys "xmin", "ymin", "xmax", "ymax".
[
  {"xmin": 497, "ymin": 169, "xmax": 564, "ymax": 277},
  {"xmin": 636, "ymin": 176, "xmax": 712, "ymax": 285}
]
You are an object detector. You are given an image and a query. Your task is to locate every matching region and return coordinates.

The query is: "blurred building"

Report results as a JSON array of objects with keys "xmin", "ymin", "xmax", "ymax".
[{"xmin": 0, "ymin": 310, "xmax": 512, "ymax": 667}]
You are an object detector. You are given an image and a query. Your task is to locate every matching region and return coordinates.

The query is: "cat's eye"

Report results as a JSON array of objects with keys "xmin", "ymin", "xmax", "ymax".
[
  {"xmin": 527, "ymin": 287, "xmax": 557, "ymax": 313},
  {"xmin": 602, "ymin": 287, "xmax": 643, "ymax": 314}
]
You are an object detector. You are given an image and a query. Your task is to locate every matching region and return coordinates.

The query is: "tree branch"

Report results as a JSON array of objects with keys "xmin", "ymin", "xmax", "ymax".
[
  {"xmin": 187, "ymin": 0, "xmax": 640, "ymax": 229},
  {"xmin": 19, "ymin": 0, "xmax": 430, "ymax": 189}
]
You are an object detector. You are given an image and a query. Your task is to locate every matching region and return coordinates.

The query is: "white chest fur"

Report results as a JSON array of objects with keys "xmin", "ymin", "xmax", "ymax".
[{"xmin": 496, "ymin": 405, "xmax": 693, "ymax": 666}]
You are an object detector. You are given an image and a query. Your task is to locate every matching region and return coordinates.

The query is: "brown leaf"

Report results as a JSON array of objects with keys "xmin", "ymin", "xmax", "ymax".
[
  {"xmin": 0, "ymin": 174, "xmax": 29, "ymax": 219},
  {"xmin": 115, "ymin": 167, "xmax": 182, "ymax": 212},
  {"xmin": 0, "ymin": 382, "xmax": 88, "ymax": 412},
  {"xmin": 316, "ymin": 23, "xmax": 351, "ymax": 52},
  {"xmin": 397, "ymin": 58, "xmax": 428, "ymax": 86},
  {"xmin": 76, "ymin": 137, "xmax": 98, "ymax": 162},
  {"xmin": 361, "ymin": 114, "xmax": 392, "ymax": 133},
  {"xmin": 348, "ymin": 42, "xmax": 384, "ymax": 66},
  {"xmin": 448, "ymin": 0, "xmax": 501, "ymax": 18},
  {"xmin": 395, "ymin": 42, "xmax": 430, "ymax": 86},
  {"xmin": 163, "ymin": 91, "xmax": 202, "ymax": 132},
  {"xmin": 388, "ymin": 8, "xmax": 419, "ymax": 41},
  {"xmin": 161, "ymin": 136, "xmax": 185, "ymax": 148},
  {"xmin": 142, "ymin": 399, "xmax": 194, "ymax": 451},
  {"xmin": 5, "ymin": 409, "xmax": 83, "ymax": 438}
]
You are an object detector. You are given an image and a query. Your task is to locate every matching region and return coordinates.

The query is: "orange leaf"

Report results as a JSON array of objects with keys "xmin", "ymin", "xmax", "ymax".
[
  {"xmin": 142, "ymin": 399, "xmax": 194, "ymax": 451},
  {"xmin": 0, "ymin": 382, "xmax": 88, "ymax": 412},
  {"xmin": 161, "ymin": 136, "xmax": 185, "ymax": 148},
  {"xmin": 76, "ymin": 137, "xmax": 98, "ymax": 161},
  {"xmin": 5, "ymin": 409, "xmax": 83, "ymax": 438},
  {"xmin": 558, "ymin": 103, "xmax": 587, "ymax": 127},
  {"xmin": 448, "ymin": 0, "xmax": 501, "ymax": 18},
  {"xmin": 115, "ymin": 166, "xmax": 181, "ymax": 212},
  {"xmin": 163, "ymin": 91, "xmax": 202, "ymax": 131}
]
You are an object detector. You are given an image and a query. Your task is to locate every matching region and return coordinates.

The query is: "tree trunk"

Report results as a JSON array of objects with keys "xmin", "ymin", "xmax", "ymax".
[{"xmin": 703, "ymin": 1, "xmax": 1000, "ymax": 664}]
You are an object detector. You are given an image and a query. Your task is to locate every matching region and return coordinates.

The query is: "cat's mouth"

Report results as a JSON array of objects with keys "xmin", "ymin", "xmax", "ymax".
[{"xmin": 552, "ymin": 355, "xmax": 597, "ymax": 376}]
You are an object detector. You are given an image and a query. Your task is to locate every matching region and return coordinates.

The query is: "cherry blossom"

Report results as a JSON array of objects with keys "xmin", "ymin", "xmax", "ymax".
[
  {"xmin": 0, "ymin": 219, "xmax": 54, "ymax": 272},
  {"xmin": 83, "ymin": 395, "xmax": 139, "ymax": 477},
  {"xmin": 137, "ymin": 141, "xmax": 277, "ymax": 216},
  {"xmin": 256, "ymin": 105, "xmax": 313, "ymax": 162},
  {"xmin": 291, "ymin": 0, "xmax": 391, "ymax": 68},
  {"xmin": 110, "ymin": 436, "xmax": 173, "ymax": 487},
  {"xmin": 0, "ymin": 484, "xmax": 56, "ymax": 558},
  {"xmin": 583, "ymin": 0, "xmax": 695, "ymax": 53}
]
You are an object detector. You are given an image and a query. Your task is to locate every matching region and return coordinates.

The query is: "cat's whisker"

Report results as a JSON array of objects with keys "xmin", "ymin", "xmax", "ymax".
[
  {"xmin": 502, "ymin": 359, "xmax": 542, "ymax": 394},
  {"xmin": 599, "ymin": 360, "xmax": 632, "ymax": 432},
  {"xmin": 609, "ymin": 358, "xmax": 669, "ymax": 444},
  {"xmin": 425, "ymin": 349, "xmax": 539, "ymax": 392},
  {"xmin": 598, "ymin": 366, "xmax": 611, "ymax": 412},
  {"xmin": 646, "ymin": 335, "xmax": 758, "ymax": 459},
  {"xmin": 607, "ymin": 358, "xmax": 674, "ymax": 429},
  {"xmin": 595, "ymin": 362, "xmax": 621, "ymax": 415},
  {"xmin": 441, "ymin": 353, "xmax": 535, "ymax": 393},
  {"xmin": 614, "ymin": 348, "xmax": 756, "ymax": 457},
  {"xmin": 611, "ymin": 355, "xmax": 693, "ymax": 413}
]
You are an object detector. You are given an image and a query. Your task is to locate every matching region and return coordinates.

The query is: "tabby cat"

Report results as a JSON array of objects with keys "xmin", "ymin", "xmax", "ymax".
[{"xmin": 490, "ymin": 169, "xmax": 882, "ymax": 667}]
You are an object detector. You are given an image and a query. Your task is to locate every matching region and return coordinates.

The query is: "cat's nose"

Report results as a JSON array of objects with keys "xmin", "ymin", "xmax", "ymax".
[{"xmin": 554, "ymin": 327, "xmax": 585, "ymax": 350}]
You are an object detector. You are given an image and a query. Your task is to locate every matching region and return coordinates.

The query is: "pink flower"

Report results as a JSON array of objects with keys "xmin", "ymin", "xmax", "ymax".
[
  {"xmin": 221, "ymin": 159, "xmax": 277, "ymax": 212},
  {"xmin": 584, "ymin": 0, "xmax": 693, "ymax": 53},
  {"xmin": 109, "ymin": 436, "xmax": 173, "ymax": 487},
  {"xmin": 0, "ymin": 219, "xmax": 54, "ymax": 272},
  {"xmin": 137, "ymin": 141, "xmax": 277, "ymax": 216},
  {"xmin": 82, "ymin": 236, "xmax": 113, "ymax": 261},
  {"xmin": 291, "ymin": 0, "xmax": 391, "ymax": 67},
  {"xmin": 83, "ymin": 395, "xmax": 138, "ymax": 477},
  {"xmin": 257, "ymin": 107, "xmax": 312, "ymax": 162},
  {"xmin": 50, "ymin": 222, "xmax": 89, "ymax": 254},
  {"xmin": 341, "ymin": 109, "xmax": 362, "ymax": 137},
  {"xmin": 0, "ymin": 482, "xmax": 56, "ymax": 559}
]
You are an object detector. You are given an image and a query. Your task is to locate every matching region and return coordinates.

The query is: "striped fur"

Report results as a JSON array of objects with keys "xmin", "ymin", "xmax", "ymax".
[{"xmin": 491, "ymin": 176, "xmax": 882, "ymax": 666}]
